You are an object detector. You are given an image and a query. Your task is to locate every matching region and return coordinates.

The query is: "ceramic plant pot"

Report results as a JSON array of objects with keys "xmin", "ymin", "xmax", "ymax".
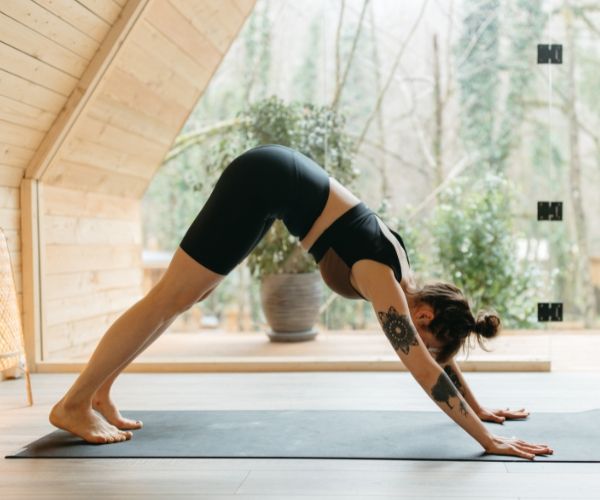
[{"xmin": 260, "ymin": 272, "xmax": 322, "ymax": 342}]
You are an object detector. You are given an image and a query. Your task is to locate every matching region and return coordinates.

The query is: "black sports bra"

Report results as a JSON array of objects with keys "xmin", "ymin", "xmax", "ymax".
[{"xmin": 308, "ymin": 202, "xmax": 411, "ymax": 301}]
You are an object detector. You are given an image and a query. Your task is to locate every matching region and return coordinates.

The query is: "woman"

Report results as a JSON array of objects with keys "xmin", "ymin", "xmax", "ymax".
[{"xmin": 49, "ymin": 144, "xmax": 553, "ymax": 460}]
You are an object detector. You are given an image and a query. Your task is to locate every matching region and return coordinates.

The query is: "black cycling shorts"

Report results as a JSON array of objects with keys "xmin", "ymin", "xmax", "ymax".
[{"xmin": 178, "ymin": 144, "xmax": 330, "ymax": 275}]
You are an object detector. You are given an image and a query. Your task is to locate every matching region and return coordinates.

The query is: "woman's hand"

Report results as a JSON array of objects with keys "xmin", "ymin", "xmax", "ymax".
[
  {"xmin": 484, "ymin": 434, "xmax": 554, "ymax": 460},
  {"xmin": 477, "ymin": 406, "xmax": 529, "ymax": 423}
]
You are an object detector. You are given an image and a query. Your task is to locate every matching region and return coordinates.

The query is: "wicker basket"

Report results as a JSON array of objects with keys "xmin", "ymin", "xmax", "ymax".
[{"xmin": 0, "ymin": 227, "xmax": 32, "ymax": 404}]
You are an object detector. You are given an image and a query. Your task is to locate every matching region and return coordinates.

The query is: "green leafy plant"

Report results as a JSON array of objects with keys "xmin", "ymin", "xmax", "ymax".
[{"xmin": 429, "ymin": 171, "xmax": 542, "ymax": 326}]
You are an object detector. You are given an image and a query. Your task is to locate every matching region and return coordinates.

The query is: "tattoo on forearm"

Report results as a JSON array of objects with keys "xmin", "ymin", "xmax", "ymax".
[
  {"xmin": 377, "ymin": 306, "xmax": 419, "ymax": 355},
  {"xmin": 443, "ymin": 365, "xmax": 466, "ymax": 398},
  {"xmin": 431, "ymin": 372, "xmax": 469, "ymax": 418}
]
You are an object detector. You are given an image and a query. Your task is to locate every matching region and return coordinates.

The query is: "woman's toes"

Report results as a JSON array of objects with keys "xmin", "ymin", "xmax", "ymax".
[
  {"xmin": 117, "ymin": 417, "xmax": 142, "ymax": 430},
  {"xmin": 92, "ymin": 397, "xmax": 142, "ymax": 430},
  {"xmin": 128, "ymin": 419, "xmax": 143, "ymax": 430},
  {"xmin": 48, "ymin": 400, "xmax": 128, "ymax": 445},
  {"xmin": 93, "ymin": 434, "xmax": 108, "ymax": 444},
  {"xmin": 99, "ymin": 434, "xmax": 111, "ymax": 444},
  {"xmin": 116, "ymin": 419, "xmax": 141, "ymax": 430}
]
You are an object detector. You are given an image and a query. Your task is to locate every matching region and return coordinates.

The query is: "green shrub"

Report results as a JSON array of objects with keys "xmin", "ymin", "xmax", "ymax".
[{"xmin": 429, "ymin": 171, "xmax": 541, "ymax": 326}]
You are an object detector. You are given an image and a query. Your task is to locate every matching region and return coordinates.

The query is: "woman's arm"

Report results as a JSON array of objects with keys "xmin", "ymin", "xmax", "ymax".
[
  {"xmin": 355, "ymin": 261, "xmax": 494, "ymax": 450},
  {"xmin": 376, "ymin": 304, "xmax": 494, "ymax": 450},
  {"xmin": 437, "ymin": 357, "xmax": 483, "ymax": 416},
  {"xmin": 439, "ymin": 357, "xmax": 531, "ymax": 423},
  {"xmin": 353, "ymin": 261, "xmax": 553, "ymax": 458}
]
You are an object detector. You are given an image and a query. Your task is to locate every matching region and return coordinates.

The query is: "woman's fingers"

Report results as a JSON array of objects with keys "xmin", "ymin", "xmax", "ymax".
[
  {"xmin": 519, "ymin": 444, "xmax": 552, "ymax": 452},
  {"xmin": 485, "ymin": 407, "xmax": 529, "ymax": 421},
  {"xmin": 500, "ymin": 407, "xmax": 526, "ymax": 413},
  {"xmin": 500, "ymin": 408, "xmax": 529, "ymax": 418},
  {"xmin": 514, "ymin": 440, "xmax": 554, "ymax": 454},
  {"xmin": 514, "ymin": 445, "xmax": 539, "ymax": 459},
  {"xmin": 519, "ymin": 450, "xmax": 535, "ymax": 460},
  {"xmin": 510, "ymin": 444, "xmax": 535, "ymax": 459},
  {"xmin": 515, "ymin": 439, "xmax": 550, "ymax": 448},
  {"xmin": 486, "ymin": 434, "xmax": 554, "ymax": 460}
]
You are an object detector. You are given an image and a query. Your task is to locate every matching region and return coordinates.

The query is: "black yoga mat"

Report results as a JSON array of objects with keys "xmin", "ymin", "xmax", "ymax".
[{"xmin": 6, "ymin": 409, "xmax": 599, "ymax": 462}]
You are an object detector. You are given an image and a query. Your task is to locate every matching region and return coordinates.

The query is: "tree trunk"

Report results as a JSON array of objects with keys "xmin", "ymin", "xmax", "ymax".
[
  {"xmin": 354, "ymin": 0, "xmax": 429, "ymax": 150},
  {"xmin": 334, "ymin": 0, "xmax": 346, "ymax": 90},
  {"xmin": 331, "ymin": 0, "xmax": 370, "ymax": 109},
  {"xmin": 368, "ymin": 2, "xmax": 390, "ymax": 201},
  {"xmin": 432, "ymin": 34, "xmax": 444, "ymax": 191},
  {"xmin": 564, "ymin": 3, "xmax": 596, "ymax": 327}
]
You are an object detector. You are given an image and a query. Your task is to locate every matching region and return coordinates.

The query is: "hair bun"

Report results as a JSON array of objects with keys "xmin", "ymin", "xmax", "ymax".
[{"xmin": 475, "ymin": 311, "xmax": 501, "ymax": 338}]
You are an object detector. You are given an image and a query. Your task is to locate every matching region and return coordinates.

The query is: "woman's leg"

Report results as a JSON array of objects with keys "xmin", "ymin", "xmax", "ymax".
[
  {"xmin": 50, "ymin": 148, "xmax": 285, "ymax": 443},
  {"xmin": 90, "ymin": 315, "xmax": 178, "ymax": 430},
  {"xmin": 49, "ymin": 248, "xmax": 224, "ymax": 443},
  {"xmin": 91, "ymin": 281, "xmax": 220, "ymax": 429},
  {"xmin": 90, "ymin": 210, "xmax": 275, "ymax": 431}
]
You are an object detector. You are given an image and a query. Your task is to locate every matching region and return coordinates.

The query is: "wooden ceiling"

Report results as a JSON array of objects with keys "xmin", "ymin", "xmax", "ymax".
[{"xmin": 2, "ymin": 0, "xmax": 255, "ymax": 199}]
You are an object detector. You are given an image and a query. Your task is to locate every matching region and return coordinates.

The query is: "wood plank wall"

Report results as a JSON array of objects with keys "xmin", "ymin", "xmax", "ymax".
[
  {"xmin": 1, "ymin": 0, "xmax": 122, "ymax": 365},
  {"xmin": 0, "ymin": 0, "xmax": 255, "ymax": 363},
  {"xmin": 42, "ymin": 185, "xmax": 144, "ymax": 358}
]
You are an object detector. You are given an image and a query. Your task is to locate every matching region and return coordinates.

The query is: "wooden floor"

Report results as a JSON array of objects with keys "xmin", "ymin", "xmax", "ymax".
[{"xmin": 1, "ymin": 371, "xmax": 600, "ymax": 498}]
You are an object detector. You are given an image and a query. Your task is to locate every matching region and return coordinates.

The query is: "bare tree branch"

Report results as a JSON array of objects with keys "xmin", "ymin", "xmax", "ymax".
[
  {"xmin": 335, "ymin": 0, "xmax": 346, "ymax": 89},
  {"xmin": 354, "ymin": 0, "xmax": 430, "ymax": 149},
  {"xmin": 454, "ymin": 7, "xmax": 498, "ymax": 70},
  {"xmin": 164, "ymin": 118, "xmax": 248, "ymax": 163},
  {"xmin": 331, "ymin": 0, "xmax": 370, "ymax": 108},
  {"xmin": 444, "ymin": 0, "xmax": 455, "ymax": 103},
  {"xmin": 576, "ymin": 8, "xmax": 600, "ymax": 36},
  {"xmin": 367, "ymin": 0, "xmax": 391, "ymax": 199},
  {"xmin": 397, "ymin": 63, "xmax": 436, "ymax": 170},
  {"xmin": 406, "ymin": 151, "xmax": 483, "ymax": 222},
  {"xmin": 347, "ymin": 135, "xmax": 427, "ymax": 173}
]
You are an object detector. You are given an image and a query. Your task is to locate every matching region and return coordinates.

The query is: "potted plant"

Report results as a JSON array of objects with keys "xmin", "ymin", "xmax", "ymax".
[
  {"xmin": 203, "ymin": 96, "xmax": 357, "ymax": 341},
  {"xmin": 188, "ymin": 97, "xmax": 358, "ymax": 341},
  {"xmin": 250, "ymin": 219, "xmax": 324, "ymax": 341}
]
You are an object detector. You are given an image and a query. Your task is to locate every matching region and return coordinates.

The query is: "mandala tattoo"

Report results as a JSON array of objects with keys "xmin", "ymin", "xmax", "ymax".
[
  {"xmin": 431, "ymin": 372, "xmax": 469, "ymax": 418},
  {"xmin": 377, "ymin": 306, "xmax": 419, "ymax": 355}
]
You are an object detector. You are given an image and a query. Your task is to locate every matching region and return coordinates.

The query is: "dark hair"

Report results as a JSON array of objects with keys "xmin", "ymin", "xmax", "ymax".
[{"xmin": 406, "ymin": 280, "xmax": 501, "ymax": 364}]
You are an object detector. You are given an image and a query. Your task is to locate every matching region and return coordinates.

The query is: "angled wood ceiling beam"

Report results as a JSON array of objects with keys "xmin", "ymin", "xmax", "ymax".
[{"xmin": 25, "ymin": 0, "xmax": 152, "ymax": 180}]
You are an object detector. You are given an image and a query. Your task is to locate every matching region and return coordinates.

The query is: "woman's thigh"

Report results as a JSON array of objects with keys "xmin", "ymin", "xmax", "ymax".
[
  {"xmin": 179, "ymin": 150, "xmax": 287, "ymax": 276},
  {"xmin": 173, "ymin": 213, "xmax": 275, "ymax": 306},
  {"xmin": 149, "ymin": 247, "xmax": 226, "ymax": 313},
  {"xmin": 157, "ymin": 148, "xmax": 290, "ymax": 310}
]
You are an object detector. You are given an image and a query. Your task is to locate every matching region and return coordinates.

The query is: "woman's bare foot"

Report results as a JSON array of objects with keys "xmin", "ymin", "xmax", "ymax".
[
  {"xmin": 92, "ymin": 393, "xmax": 143, "ymax": 430},
  {"xmin": 49, "ymin": 397, "xmax": 133, "ymax": 444}
]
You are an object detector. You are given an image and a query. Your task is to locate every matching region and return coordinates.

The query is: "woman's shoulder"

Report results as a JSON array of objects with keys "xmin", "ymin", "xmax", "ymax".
[
  {"xmin": 351, "ymin": 258, "xmax": 417, "ymax": 301},
  {"xmin": 350, "ymin": 259, "xmax": 399, "ymax": 300}
]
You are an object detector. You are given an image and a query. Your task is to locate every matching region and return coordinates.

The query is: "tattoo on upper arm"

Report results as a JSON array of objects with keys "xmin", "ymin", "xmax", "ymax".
[
  {"xmin": 431, "ymin": 372, "xmax": 469, "ymax": 417},
  {"xmin": 377, "ymin": 306, "xmax": 419, "ymax": 355},
  {"xmin": 443, "ymin": 365, "xmax": 466, "ymax": 398}
]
